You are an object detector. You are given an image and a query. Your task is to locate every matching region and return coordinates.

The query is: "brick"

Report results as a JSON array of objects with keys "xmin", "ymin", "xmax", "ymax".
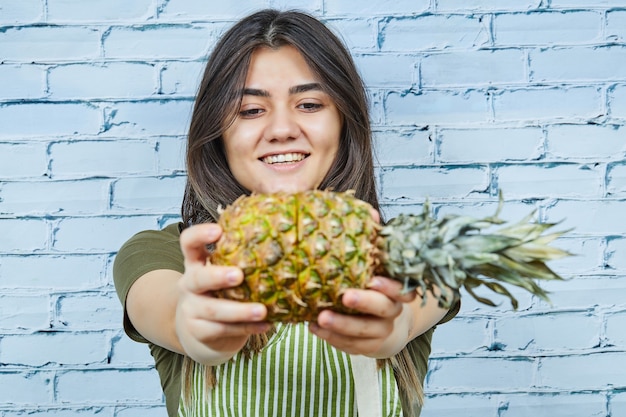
[
  {"xmin": 0, "ymin": 103, "xmax": 101, "ymax": 138},
  {"xmin": 546, "ymin": 124, "xmax": 626, "ymax": 160},
  {"xmin": 374, "ymin": 128, "xmax": 433, "ymax": 166},
  {"xmin": 0, "ymin": 218, "xmax": 48, "ymax": 253},
  {"xmin": 606, "ymin": 311, "xmax": 626, "ymax": 347},
  {"xmin": 160, "ymin": 61, "xmax": 205, "ymax": 96},
  {"xmin": 111, "ymin": 176, "xmax": 186, "ymax": 212},
  {"xmin": 48, "ymin": 63, "xmax": 157, "ymax": 99},
  {"xmin": 613, "ymin": 391, "xmax": 626, "ymax": 416},
  {"xmin": 502, "ymin": 393, "xmax": 607, "ymax": 417},
  {"xmin": 381, "ymin": 15, "xmax": 487, "ymax": 51},
  {"xmin": 156, "ymin": 136, "xmax": 186, "ymax": 173},
  {"xmin": 1, "ymin": 409, "xmax": 115, "ymax": 417},
  {"xmin": 422, "ymin": 50, "xmax": 526, "ymax": 87},
  {"xmin": 49, "ymin": 140, "xmax": 157, "ymax": 178},
  {"xmin": 0, "ymin": 295, "xmax": 49, "ymax": 330},
  {"xmin": 0, "ymin": 64, "xmax": 46, "ymax": 99},
  {"xmin": 610, "ymin": 84, "xmax": 626, "ymax": 118},
  {"xmin": 353, "ymin": 53, "xmax": 415, "ymax": 87},
  {"xmin": 110, "ymin": 333, "xmax": 155, "ymax": 365},
  {"xmin": 325, "ymin": 18, "xmax": 376, "ymax": 51},
  {"xmin": 0, "ymin": 332, "xmax": 108, "ymax": 366},
  {"xmin": 530, "ymin": 46, "xmax": 626, "ymax": 83},
  {"xmin": 52, "ymin": 216, "xmax": 158, "ymax": 253},
  {"xmin": 494, "ymin": 11, "xmax": 602, "ymax": 46},
  {"xmin": 386, "ymin": 90, "xmax": 489, "ymax": 125},
  {"xmin": 103, "ymin": 100, "xmax": 194, "ymax": 136},
  {"xmin": 546, "ymin": 236, "xmax": 603, "ymax": 275},
  {"xmin": 114, "ymin": 406, "xmax": 167, "ymax": 417},
  {"xmin": 495, "ymin": 313, "xmax": 601, "ymax": 351},
  {"xmin": 0, "ymin": 179, "xmax": 109, "ymax": 216},
  {"xmin": 0, "ymin": 255, "xmax": 103, "ymax": 289},
  {"xmin": 538, "ymin": 352, "xmax": 626, "ymax": 389},
  {"xmin": 495, "ymin": 163, "xmax": 601, "ymax": 198},
  {"xmin": 266, "ymin": 0, "xmax": 323, "ymax": 14},
  {"xmin": 493, "ymin": 87, "xmax": 601, "ymax": 122},
  {"xmin": 0, "ymin": 26, "xmax": 100, "ymax": 62},
  {"xmin": 607, "ymin": 237, "xmax": 626, "ymax": 271},
  {"xmin": 157, "ymin": 0, "xmax": 267, "ymax": 19},
  {"xmin": 47, "ymin": 0, "xmax": 153, "ymax": 22},
  {"xmin": 326, "ymin": 0, "xmax": 429, "ymax": 15},
  {"xmin": 430, "ymin": 317, "xmax": 490, "ymax": 354},
  {"xmin": 607, "ymin": 10, "xmax": 626, "ymax": 41},
  {"xmin": 56, "ymin": 369, "xmax": 163, "ymax": 403},
  {"xmin": 438, "ymin": 127, "xmax": 543, "ymax": 163},
  {"xmin": 381, "ymin": 166, "xmax": 489, "ymax": 200},
  {"xmin": 608, "ymin": 162, "xmax": 626, "ymax": 196},
  {"xmin": 55, "ymin": 293, "xmax": 122, "ymax": 330},
  {"xmin": 427, "ymin": 357, "xmax": 534, "ymax": 390},
  {"xmin": 541, "ymin": 276, "xmax": 626, "ymax": 310},
  {"xmin": 435, "ymin": 0, "xmax": 537, "ymax": 11},
  {"xmin": 551, "ymin": 0, "xmax": 626, "ymax": 6},
  {"xmin": 459, "ymin": 282, "xmax": 535, "ymax": 312},
  {"xmin": 0, "ymin": 371, "xmax": 52, "ymax": 405},
  {"xmin": 0, "ymin": 0, "xmax": 43, "ymax": 24},
  {"xmin": 420, "ymin": 394, "xmax": 497, "ymax": 417},
  {"xmin": 545, "ymin": 200, "xmax": 626, "ymax": 235},
  {"xmin": 0, "ymin": 142, "xmax": 47, "ymax": 178},
  {"xmin": 103, "ymin": 25, "xmax": 212, "ymax": 60}
]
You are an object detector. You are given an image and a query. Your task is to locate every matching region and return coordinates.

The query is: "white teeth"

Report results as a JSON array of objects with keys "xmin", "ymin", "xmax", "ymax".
[{"xmin": 262, "ymin": 153, "xmax": 306, "ymax": 164}]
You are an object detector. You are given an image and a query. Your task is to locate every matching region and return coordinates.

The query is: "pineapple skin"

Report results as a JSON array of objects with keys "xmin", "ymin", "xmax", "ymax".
[{"xmin": 210, "ymin": 190, "xmax": 380, "ymax": 322}]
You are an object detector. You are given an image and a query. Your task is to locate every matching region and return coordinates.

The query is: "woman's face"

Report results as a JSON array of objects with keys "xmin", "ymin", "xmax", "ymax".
[{"xmin": 222, "ymin": 45, "xmax": 342, "ymax": 194}]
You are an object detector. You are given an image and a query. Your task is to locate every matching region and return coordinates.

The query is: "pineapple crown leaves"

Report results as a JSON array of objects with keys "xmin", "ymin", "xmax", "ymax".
[{"xmin": 379, "ymin": 194, "xmax": 573, "ymax": 310}]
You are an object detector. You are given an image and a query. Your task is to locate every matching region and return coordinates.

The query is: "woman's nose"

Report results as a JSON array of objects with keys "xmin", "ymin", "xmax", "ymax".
[{"xmin": 264, "ymin": 107, "xmax": 300, "ymax": 142}]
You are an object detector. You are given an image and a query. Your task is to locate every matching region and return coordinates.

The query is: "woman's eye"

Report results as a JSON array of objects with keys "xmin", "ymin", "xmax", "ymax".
[
  {"xmin": 240, "ymin": 108, "xmax": 263, "ymax": 117},
  {"xmin": 298, "ymin": 102, "xmax": 323, "ymax": 111}
]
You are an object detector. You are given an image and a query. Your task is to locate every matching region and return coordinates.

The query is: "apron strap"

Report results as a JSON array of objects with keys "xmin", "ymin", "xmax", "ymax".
[{"xmin": 350, "ymin": 354, "xmax": 382, "ymax": 417}]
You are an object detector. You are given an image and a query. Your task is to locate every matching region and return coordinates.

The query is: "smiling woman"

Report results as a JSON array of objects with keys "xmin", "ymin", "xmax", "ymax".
[{"xmin": 113, "ymin": 9, "xmax": 458, "ymax": 417}]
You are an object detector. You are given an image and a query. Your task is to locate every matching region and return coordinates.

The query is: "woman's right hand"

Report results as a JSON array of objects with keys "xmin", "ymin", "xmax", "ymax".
[{"xmin": 175, "ymin": 223, "xmax": 270, "ymax": 366}]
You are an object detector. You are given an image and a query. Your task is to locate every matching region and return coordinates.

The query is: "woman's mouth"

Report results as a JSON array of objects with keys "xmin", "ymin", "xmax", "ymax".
[{"xmin": 261, "ymin": 152, "xmax": 308, "ymax": 165}]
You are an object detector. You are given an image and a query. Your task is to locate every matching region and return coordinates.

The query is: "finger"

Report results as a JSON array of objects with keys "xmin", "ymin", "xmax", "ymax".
[
  {"xmin": 192, "ymin": 297, "xmax": 267, "ymax": 323},
  {"xmin": 367, "ymin": 276, "xmax": 417, "ymax": 303},
  {"xmin": 179, "ymin": 264, "xmax": 243, "ymax": 294},
  {"xmin": 315, "ymin": 310, "xmax": 391, "ymax": 339},
  {"xmin": 369, "ymin": 208, "xmax": 381, "ymax": 224},
  {"xmin": 341, "ymin": 288, "xmax": 403, "ymax": 318},
  {"xmin": 180, "ymin": 223, "xmax": 222, "ymax": 265},
  {"xmin": 188, "ymin": 320, "xmax": 271, "ymax": 352}
]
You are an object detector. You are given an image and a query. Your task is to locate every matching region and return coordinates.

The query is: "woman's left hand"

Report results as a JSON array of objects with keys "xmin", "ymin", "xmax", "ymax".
[{"xmin": 309, "ymin": 275, "xmax": 417, "ymax": 358}]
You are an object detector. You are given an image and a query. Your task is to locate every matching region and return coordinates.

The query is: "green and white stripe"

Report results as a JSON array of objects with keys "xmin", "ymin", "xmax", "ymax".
[{"xmin": 178, "ymin": 323, "xmax": 402, "ymax": 417}]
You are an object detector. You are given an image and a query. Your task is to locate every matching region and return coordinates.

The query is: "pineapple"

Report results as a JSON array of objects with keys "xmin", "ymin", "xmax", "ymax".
[{"xmin": 210, "ymin": 190, "xmax": 569, "ymax": 322}]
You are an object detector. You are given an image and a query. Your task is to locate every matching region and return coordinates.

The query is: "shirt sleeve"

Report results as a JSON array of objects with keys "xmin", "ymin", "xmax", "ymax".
[{"xmin": 112, "ymin": 222, "xmax": 185, "ymax": 343}]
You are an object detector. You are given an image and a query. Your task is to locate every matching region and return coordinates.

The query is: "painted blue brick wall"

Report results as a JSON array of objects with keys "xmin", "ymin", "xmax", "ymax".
[{"xmin": 0, "ymin": 0, "xmax": 624, "ymax": 416}]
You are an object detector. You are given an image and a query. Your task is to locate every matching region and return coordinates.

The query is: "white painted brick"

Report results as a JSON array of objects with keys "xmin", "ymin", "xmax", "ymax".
[
  {"xmin": 0, "ymin": 332, "xmax": 108, "ymax": 366},
  {"xmin": 430, "ymin": 317, "xmax": 490, "ymax": 354},
  {"xmin": 421, "ymin": 50, "xmax": 526, "ymax": 87},
  {"xmin": 56, "ymin": 369, "xmax": 163, "ymax": 403},
  {"xmin": 157, "ymin": 0, "xmax": 267, "ymax": 20},
  {"xmin": 0, "ymin": 179, "xmax": 109, "ymax": 216},
  {"xmin": 0, "ymin": 64, "xmax": 46, "ymax": 100},
  {"xmin": 495, "ymin": 163, "xmax": 602, "ymax": 198},
  {"xmin": 0, "ymin": 26, "xmax": 101, "ymax": 62},
  {"xmin": 551, "ymin": 0, "xmax": 626, "ymax": 6},
  {"xmin": 546, "ymin": 124, "xmax": 626, "ymax": 160},
  {"xmin": 0, "ymin": 218, "xmax": 48, "ymax": 253},
  {"xmin": 495, "ymin": 313, "xmax": 601, "ymax": 351},
  {"xmin": 47, "ymin": 0, "xmax": 154, "ymax": 23},
  {"xmin": 49, "ymin": 140, "xmax": 157, "ymax": 178},
  {"xmin": 272, "ymin": 0, "xmax": 322, "ymax": 14},
  {"xmin": 0, "ymin": 255, "xmax": 103, "ymax": 289},
  {"xmin": 494, "ymin": 11, "xmax": 602, "ymax": 46},
  {"xmin": 493, "ymin": 87, "xmax": 602, "ymax": 122},
  {"xmin": 547, "ymin": 237, "xmax": 603, "ymax": 274},
  {"xmin": 438, "ymin": 127, "xmax": 543, "ymax": 163},
  {"xmin": 52, "ymin": 216, "xmax": 158, "ymax": 253},
  {"xmin": 613, "ymin": 390, "xmax": 626, "ymax": 416},
  {"xmin": 538, "ymin": 352, "xmax": 626, "ymax": 389},
  {"xmin": 111, "ymin": 176, "xmax": 186, "ymax": 212},
  {"xmin": 115, "ymin": 406, "xmax": 167, "ymax": 417},
  {"xmin": 607, "ymin": 238, "xmax": 626, "ymax": 271},
  {"xmin": 381, "ymin": 166, "xmax": 489, "ymax": 200},
  {"xmin": 608, "ymin": 162, "xmax": 626, "ymax": 196},
  {"xmin": 0, "ymin": 372, "xmax": 52, "ymax": 405},
  {"xmin": 0, "ymin": 0, "xmax": 43, "ymax": 24},
  {"xmin": 607, "ymin": 10, "xmax": 626, "ymax": 41},
  {"xmin": 541, "ymin": 276, "xmax": 626, "ymax": 310},
  {"xmin": 55, "ymin": 293, "xmax": 122, "ymax": 330},
  {"xmin": 0, "ymin": 103, "xmax": 101, "ymax": 138},
  {"xmin": 530, "ymin": 46, "xmax": 626, "ymax": 83},
  {"xmin": 381, "ymin": 15, "xmax": 488, "ymax": 51},
  {"xmin": 502, "ymin": 393, "xmax": 607, "ymax": 417},
  {"xmin": 353, "ymin": 54, "xmax": 415, "ymax": 87},
  {"xmin": 606, "ymin": 311, "xmax": 626, "ymax": 347},
  {"xmin": 427, "ymin": 357, "xmax": 534, "ymax": 390},
  {"xmin": 610, "ymin": 84, "xmax": 626, "ymax": 119},
  {"xmin": 156, "ymin": 136, "xmax": 186, "ymax": 173},
  {"xmin": 110, "ymin": 333, "xmax": 155, "ymax": 365},
  {"xmin": 326, "ymin": 0, "xmax": 430, "ymax": 16},
  {"xmin": 0, "ymin": 295, "xmax": 50, "ymax": 330},
  {"xmin": 386, "ymin": 90, "xmax": 489, "ymax": 125},
  {"xmin": 326, "ymin": 18, "xmax": 376, "ymax": 51},
  {"xmin": 1, "ymin": 409, "xmax": 116, "ymax": 417},
  {"xmin": 160, "ymin": 61, "xmax": 205, "ymax": 96},
  {"xmin": 48, "ymin": 63, "xmax": 157, "ymax": 99},
  {"xmin": 0, "ymin": 142, "xmax": 47, "ymax": 178},
  {"xmin": 374, "ymin": 128, "xmax": 433, "ymax": 166},
  {"xmin": 103, "ymin": 25, "xmax": 212, "ymax": 60},
  {"xmin": 435, "ymin": 0, "xmax": 537, "ymax": 12},
  {"xmin": 103, "ymin": 100, "xmax": 193, "ymax": 136},
  {"xmin": 420, "ymin": 394, "xmax": 497, "ymax": 417},
  {"xmin": 546, "ymin": 200, "xmax": 626, "ymax": 235}
]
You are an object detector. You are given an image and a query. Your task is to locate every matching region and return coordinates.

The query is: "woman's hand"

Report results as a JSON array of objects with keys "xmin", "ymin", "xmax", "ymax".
[
  {"xmin": 309, "ymin": 275, "xmax": 418, "ymax": 358},
  {"xmin": 175, "ymin": 223, "xmax": 271, "ymax": 366}
]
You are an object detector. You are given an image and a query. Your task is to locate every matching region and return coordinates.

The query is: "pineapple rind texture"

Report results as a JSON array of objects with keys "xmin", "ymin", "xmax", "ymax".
[{"xmin": 210, "ymin": 190, "xmax": 571, "ymax": 322}]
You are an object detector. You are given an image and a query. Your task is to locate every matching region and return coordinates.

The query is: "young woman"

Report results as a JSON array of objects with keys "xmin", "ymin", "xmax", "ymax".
[{"xmin": 114, "ymin": 9, "xmax": 459, "ymax": 417}]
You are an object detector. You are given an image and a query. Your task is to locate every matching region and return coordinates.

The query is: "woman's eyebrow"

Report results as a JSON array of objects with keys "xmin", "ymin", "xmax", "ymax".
[{"xmin": 241, "ymin": 83, "xmax": 322, "ymax": 97}]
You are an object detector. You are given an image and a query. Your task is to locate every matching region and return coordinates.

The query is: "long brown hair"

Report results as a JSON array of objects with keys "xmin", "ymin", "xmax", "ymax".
[{"xmin": 180, "ymin": 9, "xmax": 423, "ymax": 414}]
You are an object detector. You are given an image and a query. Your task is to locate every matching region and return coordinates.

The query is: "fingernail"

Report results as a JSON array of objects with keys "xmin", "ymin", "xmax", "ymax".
[
  {"xmin": 367, "ymin": 277, "xmax": 381, "ymax": 290},
  {"xmin": 251, "ymin": 305, "xmax": 265, "ymax": 319},
  {"xmin": 226, "ymin": 269, "xmax": 240, "ymax": 285}
]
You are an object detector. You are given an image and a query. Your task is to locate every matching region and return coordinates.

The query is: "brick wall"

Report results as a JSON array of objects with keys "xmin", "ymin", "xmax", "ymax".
[{"xmin": 0, "ymin": 1, "xmax": 624, "ymax": 416}]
